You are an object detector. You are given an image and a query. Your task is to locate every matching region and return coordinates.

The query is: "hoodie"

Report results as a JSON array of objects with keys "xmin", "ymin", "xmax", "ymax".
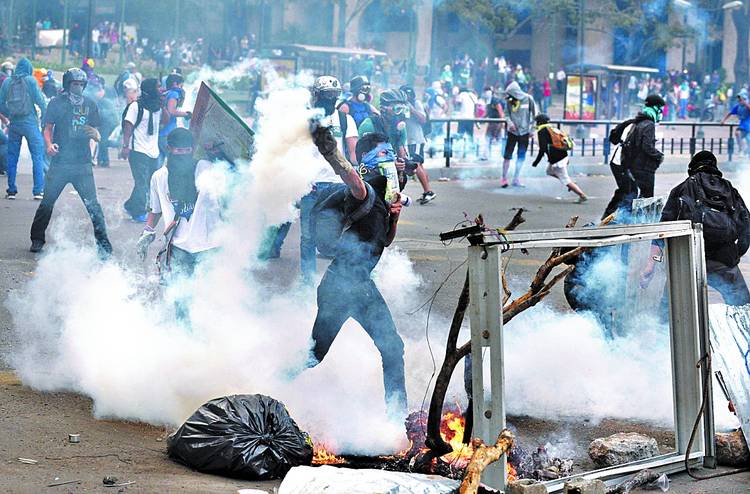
[
  {"xmin": 608, "ymin": 111, "xmax": 663, "ymax": 172},
  {"xmin": 504, "ymin": 81, "xmax": 535, "ymax": 136},
  {"xmin": 0, "ymin": 58, "xmax": 47, "ymax": 125}
]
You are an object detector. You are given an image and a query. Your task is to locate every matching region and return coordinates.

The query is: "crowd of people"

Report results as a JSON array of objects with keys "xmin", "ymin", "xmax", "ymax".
[{"xmin": 1, "ymin": 52, "xmax": 749, "ymax": 423}]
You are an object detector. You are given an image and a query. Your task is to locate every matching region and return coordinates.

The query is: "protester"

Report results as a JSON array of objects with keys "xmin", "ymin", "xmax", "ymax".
[
  {"xmin": 641, "ymin": 151, "xmax": 750, "ymax": 306},
  {"xmin": 0, "ymin": 122, "xmax": 7, "ymax": 175},
  {"xmin": 482, "ymin": 86, "xmax": 505, "ymax": 160},
  {"xmin": 122, "ymin": 78, "xmax": 165, "ymax": 222},
  {"xmin": 531, "ymin": 114, "xmax": 587, "ymax": 203},
  {"xmin": 90, "ymin": 81, "xmax": 118, "ymax": 168},
  {"xmin": 603, "ymin": 94, "xmax": 665, "ymax": 218},
  {"xmin": 338, "ymin": 75, "xmax": 378, "ymax": 128},
  {"xmin": 501, "ymin": 81, "xmax": 536, "ymax": 188},
  {"xmin": 0, "ymin": 58, "xmax": 48, "ymax": 200},
  {"xmin": 720, "ymin": 89, "xmax": 750, "ymax": 155},
  {"xmin": 399, "ymin": 85, "xmax": 427, "ymax": 158},
  {"xmin": 159, "ymin": 73, "xmax": 191, "ymax": 163},
  {"xmin": 29, "ymin": 68, "xmax": 111, "ymax": 256},
  {"xmin": 136, "ymin": 128, "xmax": 221, "ymax": 322},
  {"xmin": 359, "ymin": 89, "xmax": 436, "ymax": 205},
  {"xmin": 305, "ymin": 124, "xmax": 407, "ymax": 422},
  {"xmin": 42, "ymin": 70, "xmax": 58, "ymax": 99},
  {"xmin": 454, "ymin": 87, "xmax": 477, "ymax": 146},
  {"xmin": 114, "ymin": 62, "xmax": 140, "ymax": 99}
]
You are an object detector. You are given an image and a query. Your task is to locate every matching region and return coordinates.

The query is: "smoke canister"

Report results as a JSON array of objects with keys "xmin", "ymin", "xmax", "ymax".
[
  {"xmin": 68, "ymin": 433, "xmax": 80, "ymax": 443},
  {"xmin": 401, "ymin": 194, "xmax": 412, "ymax": 207}
]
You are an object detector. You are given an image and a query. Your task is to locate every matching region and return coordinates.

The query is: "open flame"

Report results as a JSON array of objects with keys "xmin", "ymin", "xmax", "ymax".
[
  {"xmin": 439, "ymin": 411, "xmax": 474, "ymax": 467},
  {"xmin": 312, "ymin": 445, "xmax": 346, "ymax": 465},
  {"xmin": 507, "ymin": 460, "xmax": 518, "ymax": 482}
]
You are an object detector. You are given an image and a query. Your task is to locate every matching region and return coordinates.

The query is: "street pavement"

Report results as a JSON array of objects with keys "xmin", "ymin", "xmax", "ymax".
[{"xmin": 0, "ymin": 152, "xmax": 748, "ymax": 492}]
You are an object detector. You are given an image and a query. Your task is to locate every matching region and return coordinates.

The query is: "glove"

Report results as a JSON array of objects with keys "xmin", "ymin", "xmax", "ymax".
[
  {"xmin": 136, "ymin": 227, "xmax": 156, "ymax": 261},
  {"xmin": 311, "ymin": 124, "xmax": 338, "ymax": 157},
  {"xmin": 184, "ymin": 111, "xmax": 192, "ymax": 120},
  {"xmin": 532, "ymin": 162, "xmax": 539, "ymax": 167},
  {"xmin": 83, "ymin": 125, "xmax": 101, "ymax": 142}
]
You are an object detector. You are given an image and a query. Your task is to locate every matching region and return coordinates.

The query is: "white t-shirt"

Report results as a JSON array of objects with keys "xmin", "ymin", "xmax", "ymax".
[
  {"xmin": 456, "ymin": 91, "xmax": 477, "ymax": 118},
  {"xmin": 149, "ymin": 160, "xmax": 221, "ymax": 254},
  {"xmin": 312, "ymin": 111, "xmax": 356, "ymax": 183},
  {"xmin": 124, "ymin": 101, "xmax": 161, "ymax": 159}
]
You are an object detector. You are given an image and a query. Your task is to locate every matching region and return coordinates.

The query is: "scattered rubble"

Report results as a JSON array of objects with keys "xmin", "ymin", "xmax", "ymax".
[
  {"xmin": 588, "ymin": 433, "xmax": 659, "ymax": 467},
  {"xmin": 563, "ymin": 478, "xmax": 606, "ymax": 494},
  {"xmin": 605, "ymin": 469, "xmax": 669, "ymax": 493},
  {"xmin": 506, "ymin": 478, "xmax": 548, "ymax": 494},
  {"xmin": 715, "ymin": 430, "xmax": 750, "ymax": 467}
]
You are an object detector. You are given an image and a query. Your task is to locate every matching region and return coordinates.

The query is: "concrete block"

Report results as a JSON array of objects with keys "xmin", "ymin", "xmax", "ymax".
[
  {"xmin": 562, "ymin": 478, "xmax": 606, "ymax": 494},
  {"xmin": 506, "ymin": 478, "xmax": 548, "ymax": 494}
]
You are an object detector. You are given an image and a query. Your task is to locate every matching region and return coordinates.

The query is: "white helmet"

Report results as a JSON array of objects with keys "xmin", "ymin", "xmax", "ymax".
[{"xmin": 312, "ymin": 76, "xmax": 341, "ymax": 98}]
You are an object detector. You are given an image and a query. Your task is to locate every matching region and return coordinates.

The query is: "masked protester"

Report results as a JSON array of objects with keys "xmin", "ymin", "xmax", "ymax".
[
  {"xmin": 603, "ymin": 94, "xmax": 665, "ymax": 219},
  {"xmin": 359, "ymin": 89, "xmax": 436, "ymax": 205},
  {"xmin": 260, "ymin": 76, "xmax": 358, "ymax": 282},
  {"xmin": 501, "ymin": 81, "xmax": 536, "ymax": 188},
  {"xmin": 29, "ymin": 68, "xmax": 112, "ymax": 257},
  {"xmin": 122, "ymin": 78, "xmax": 166, "ymax": 222},
  {"xmin": 158, "ymin": 73, "xmax": 191, "ymax": 164},
  {"xmin": 641, "ymin": 151, "xmax": 750, "ymax": 307},
  {"xmin": 338, "ymin": 75, "xmax": 378, "ymax": 128},
  {"xmin": 136, "ymin": 128, "xmax": 221, "ymax": 322},
  {"xmin": 302, "ymin": 125, "xmax": 407, "ymax": 423},
  {"xmin": 0, "ymin": 57, "xmax": 48, "ymax": 200}
]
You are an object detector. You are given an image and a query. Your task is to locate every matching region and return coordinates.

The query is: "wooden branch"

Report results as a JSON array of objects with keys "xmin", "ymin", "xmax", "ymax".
[
  {"xmin": 459, "ymin": 429, "xmax": 515, "ymax": 494},
  {"xmin": 501, "ymin": 271, "xmax": 511, "ymax": 306},
  {"xmin": 501, "ymin": 209, "xmax": 526, "ymax": 232}
]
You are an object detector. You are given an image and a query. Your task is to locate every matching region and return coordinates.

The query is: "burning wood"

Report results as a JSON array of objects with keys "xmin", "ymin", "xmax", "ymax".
[
  {"xmin": 459, "ymin": 428, "xmax": 515, "ymax": 494},
  {"xmin": 312, "ymin": 445, "xmax": 346, "ymax": 465}
]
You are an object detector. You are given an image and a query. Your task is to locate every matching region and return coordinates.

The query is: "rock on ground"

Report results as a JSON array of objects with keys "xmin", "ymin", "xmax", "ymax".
[
  {"xmin": 715, "ymin": 430, "xmax": 750, "ymax": 467},
  {"xmin": 588, "ymin": 432, "xmax": 659, "ymax": 468}
]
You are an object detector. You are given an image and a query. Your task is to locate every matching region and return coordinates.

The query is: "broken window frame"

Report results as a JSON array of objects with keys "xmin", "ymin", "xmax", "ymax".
[{"xmin": 466, "ymin": 220, "xmax": 714, "ymax": 491}]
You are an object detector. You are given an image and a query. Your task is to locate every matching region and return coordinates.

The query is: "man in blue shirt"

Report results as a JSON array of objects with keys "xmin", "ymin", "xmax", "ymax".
[
  {"xmin": 158, "ymin": 73, "xmax": 191, "ymax": 164},
  {"xmin": 721, "ymin": 89, "xmax": 750, "ymax": 156},
  {"xmin": 0, "ymin": 58, "xmax": 48, "ymax": 200}
]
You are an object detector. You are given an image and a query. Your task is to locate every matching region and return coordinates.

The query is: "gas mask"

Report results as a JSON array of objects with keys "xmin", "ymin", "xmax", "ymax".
[
  {"xmin": 388, "ymin": 104, "xmax": 410, "ymax": 131},
  {"xmin": 356, "ymin": 85, "xmax": 371, "ymax": 102}
]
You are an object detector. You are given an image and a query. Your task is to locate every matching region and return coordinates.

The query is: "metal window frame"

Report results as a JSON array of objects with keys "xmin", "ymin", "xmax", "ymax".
[{"xmin": 467, "ymin": 220, "xmax": 714, "ymax": 492}]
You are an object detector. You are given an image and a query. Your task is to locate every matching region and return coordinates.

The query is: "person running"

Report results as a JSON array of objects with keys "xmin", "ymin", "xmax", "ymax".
[
  {"xmin": 29, "ymin": 68, "xmax": 112, "ymax": 257},
  {"xmin": 158, "ymin": 73, "xmax": 191, "ymax": 163},
  {"xmin": 501, "ymin": 81, "xmax": 536, "ymax": 188},
  {"xmin": 359, "ymin": 89, "xmax": 436, "ymax": 205},
  {"xmin": 0, "ymin": 58, "xmax": 48, "ymax": 200},
  {"xmin": 720, "ymin": 89, "xmax": 750, "ymax": 156},
  {"xmin": 121, "ymin": 78, "xmax": 165, "ymax": 222},
  {"xmin": 305, "ymin": 123, "xmax": 407, "ymax": 422},
  {"xmin": 531, "ymin": 114, "xmax": 587, "ymax": 203}
]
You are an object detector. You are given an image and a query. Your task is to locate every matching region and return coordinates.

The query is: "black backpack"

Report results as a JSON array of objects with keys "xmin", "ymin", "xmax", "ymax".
[
  {"xmin": 311, "ymin": 182, "xmax": 376, "ymax": 257},
  {"xmin": 678, "ymin": 175, "xmax": 743, "ymax": 244},
  {"xmin": 6, "ymin": 76, "xmax": 33, "ymax": 117},
  {"xmin": 620, "ymin": 122, "xmax": 640, "ymax": 166}
]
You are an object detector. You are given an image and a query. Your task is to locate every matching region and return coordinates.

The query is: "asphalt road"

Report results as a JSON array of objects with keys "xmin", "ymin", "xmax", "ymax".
[{"xmin": 0, "ymin": 153, "xmax": 748, "ymax": 493}]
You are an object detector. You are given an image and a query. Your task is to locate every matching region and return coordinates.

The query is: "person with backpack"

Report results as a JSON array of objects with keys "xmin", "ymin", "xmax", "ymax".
[
  {"xmin": 501, "ymin": 81, "xmax": 536, "ymax": 188},
  {"xmin": 358, "ymin": 89, "xmax": 436, "ymax": 205},
  {"xmin": 29, "ymin": 68, "xmax": 111, "ymax": 257},
  {"xmin": 640, "ymin": 151, "xmax": 750, "ymax": 306},
  {"xmin": 338, "ymin": 75, "xmax": 378, "ymax": 128},
  {"xmin": 0, "ymin": 58, "xmax": 48, "ymax": 200},
  {"xmin": 603, "ymin": 94, "xmax": 665, "ymax": 218},
  {"xmin": 400, "ymin": 85, "xmax": 428, "ymax": 158},
  {"xmin": 303, "ymin": 123, "xmax": 407, "ymax": 422},
  {"xmin": 121, "ymin": 78, "xmax": 166, "ymax": 222},
  {"xmin": 531, "ymin": 114, "xmax": 587, "ymax": 203}
]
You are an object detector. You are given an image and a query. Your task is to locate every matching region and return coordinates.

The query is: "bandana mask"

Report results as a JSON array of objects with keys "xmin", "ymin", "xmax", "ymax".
[{"xmin": 359, "ymin": 142, "xmax": 399, "ymax": 203}]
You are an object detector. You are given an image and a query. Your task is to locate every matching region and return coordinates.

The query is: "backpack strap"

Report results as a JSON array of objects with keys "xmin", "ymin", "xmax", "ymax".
[{"xmin": 346, "ymin": 182, "xmax": 376, "ymax": 226}]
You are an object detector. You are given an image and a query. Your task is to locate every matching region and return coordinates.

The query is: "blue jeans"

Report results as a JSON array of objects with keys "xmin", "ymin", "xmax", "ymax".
[
  {"xmin": 7, "ymin": 120, "xmax": 46, "ymax": 195},
  {"xmin": 0, "ymin": 129, "xmax": 7, "ymax": 174}
]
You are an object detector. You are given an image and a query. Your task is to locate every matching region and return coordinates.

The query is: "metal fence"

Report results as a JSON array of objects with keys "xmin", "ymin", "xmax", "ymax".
[{"xmin": 429, "ymin": 118, "xmax": 740, "ymax": 167}]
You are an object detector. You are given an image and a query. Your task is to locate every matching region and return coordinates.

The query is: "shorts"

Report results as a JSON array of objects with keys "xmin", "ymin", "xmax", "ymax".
[
  {"xmin": 457, "ymin": 120, "xmax": 474, "ymax": 137},
  {"xmin": 546, "ymin": 156, "xmax": 572, "ymax": 186},
  {"xmin": 503, "ymin": 133, "xmax": 529, "ymax": 160},
  {"xmin": 486, "ymin": 122, "xmax": 502, "ymax": 140}
]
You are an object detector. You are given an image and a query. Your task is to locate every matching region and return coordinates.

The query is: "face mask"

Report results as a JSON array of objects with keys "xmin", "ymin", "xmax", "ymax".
[
  {"xmin": 315, "ymin": 96, "xmax": 337, "ymax": 116},
  {"xmin": 70, "ymin": 84, "xmax": 84, "ymax": 96},
  {"xmin": 356, "ymin": 92, "xmax": 366, "ymax": 102}
]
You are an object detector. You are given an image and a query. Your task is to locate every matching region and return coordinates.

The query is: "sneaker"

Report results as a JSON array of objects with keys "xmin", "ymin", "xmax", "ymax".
[
  {"xmin": 131, "ymin": 213, "xmax": 147, "ymax": 223},
  {"xmin": 30, "ymin": 240, "xmax": 45, "ymax": 253},
  {"xmin": 576, "ymin": 195, "xmax": 588, "ymax": 204},
  {"xmin": 5, "ymin": 192, "xmax": 16, "ymax": 200},
  {"xmin": 418, "ymin": 191, "xmax": 436, "ymax": 205},
  {"xmin": 512, "ymin": 179, "xmax": 525, "ymax": 187},
  {"xmin": 500, "ymin": 179, "xmax": 509, "ymax": 188},
  {"xmin": 33, "ymin": 193, "xmax": 43, "ymax": 201}
]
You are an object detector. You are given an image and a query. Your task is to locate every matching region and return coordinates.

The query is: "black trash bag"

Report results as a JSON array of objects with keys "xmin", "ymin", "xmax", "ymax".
[{"xmin": 167, "ymin": 394, "xmax": 313, "ymax": 480}]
